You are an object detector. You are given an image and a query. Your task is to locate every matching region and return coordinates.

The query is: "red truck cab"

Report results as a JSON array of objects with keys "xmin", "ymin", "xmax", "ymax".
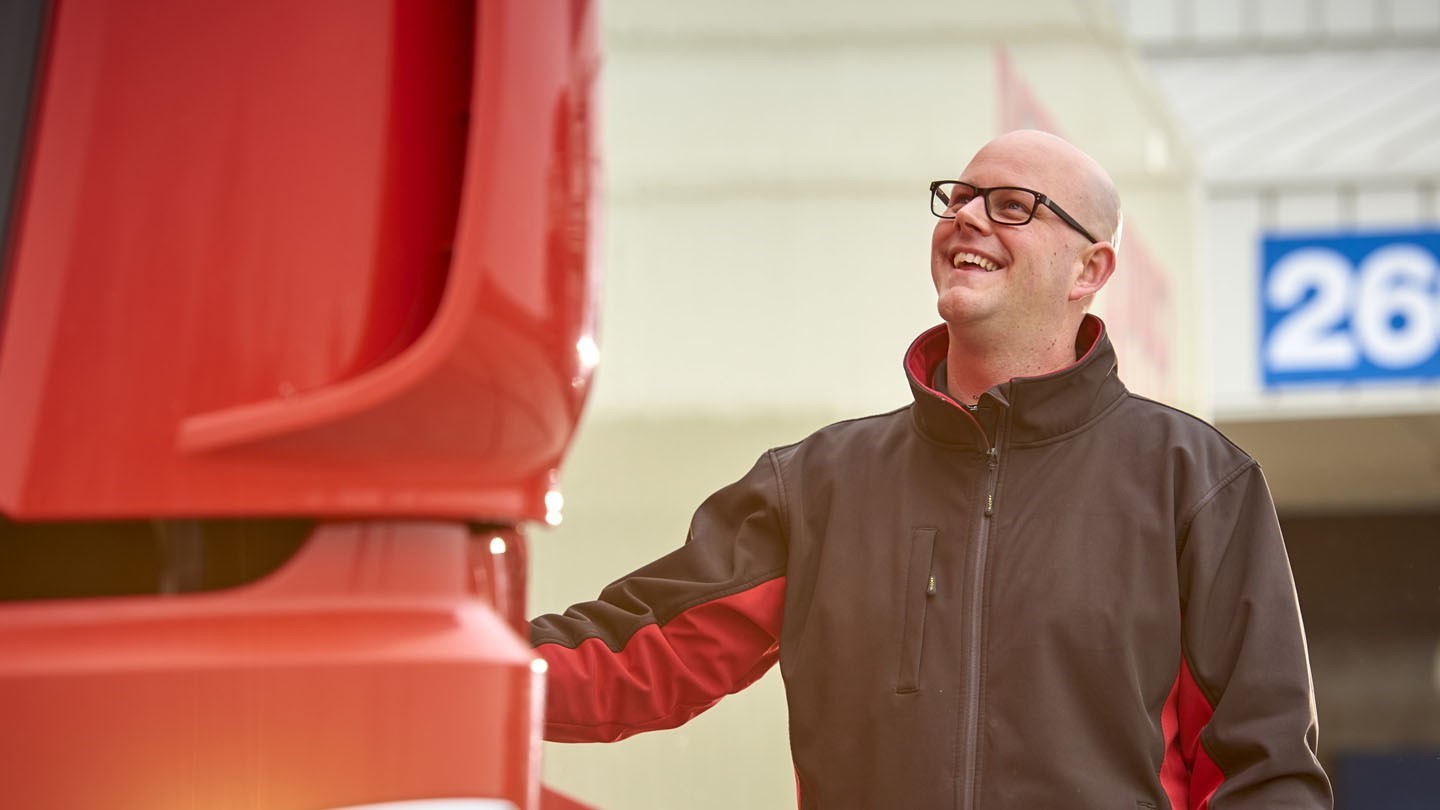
[{"xmin": 0, "ymin": 1, "xmax": 598, "ymax": 807}]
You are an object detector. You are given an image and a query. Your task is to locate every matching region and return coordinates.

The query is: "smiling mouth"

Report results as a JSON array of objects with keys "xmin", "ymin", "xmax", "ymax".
[{"xmin": 952, "ymin": 251, "xmax": 1000, "ymax": 272}]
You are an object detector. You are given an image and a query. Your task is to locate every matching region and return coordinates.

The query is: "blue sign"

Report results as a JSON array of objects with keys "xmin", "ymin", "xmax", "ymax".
[{"xmin": 1261, "ymin": 229, "xmax": 1440, "ymax": 387}]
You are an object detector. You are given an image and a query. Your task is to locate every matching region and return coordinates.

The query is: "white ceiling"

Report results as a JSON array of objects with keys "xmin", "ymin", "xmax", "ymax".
[
  {"xmin": 1118, "ymin": 2, "xmax": 1440, "ymax": 512},
  {"xmin": 1148, "ymin": 48, "xmax": 1440, "ymax": 190}
]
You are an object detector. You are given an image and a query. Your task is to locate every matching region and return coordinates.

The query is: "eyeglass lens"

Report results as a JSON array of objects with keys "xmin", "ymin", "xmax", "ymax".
[{"xmin": 934, "ymin": 183, "xmax": 1037, "ymax": 224}]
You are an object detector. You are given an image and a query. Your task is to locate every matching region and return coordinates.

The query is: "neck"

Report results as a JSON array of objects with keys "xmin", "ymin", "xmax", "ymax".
[{"xmin": 943, "ymin": 319, "xmax": 1081, "ymax": 406}]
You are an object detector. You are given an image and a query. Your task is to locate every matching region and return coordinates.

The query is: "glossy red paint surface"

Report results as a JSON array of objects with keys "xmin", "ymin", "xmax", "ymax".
[
  {"xmin": 0, "ymin": 0, "xmax": 600, "ymax": 807},
  {"xmin": 0, "ymin": 0, "xmax": 600, "ymax": 522},
  {"xmin": 0, "ymin": 522, "xmax": 545, "ymax": 809}
]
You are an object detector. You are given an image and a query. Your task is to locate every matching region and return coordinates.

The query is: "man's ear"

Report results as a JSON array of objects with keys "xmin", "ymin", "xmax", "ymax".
[{"xmin": 1069, "ymin": 242, "xmax": 1117, "ymax": 302}]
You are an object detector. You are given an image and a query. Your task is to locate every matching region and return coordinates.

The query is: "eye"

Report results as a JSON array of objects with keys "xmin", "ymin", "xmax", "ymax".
[
  {"xmin": 948, "ymin": 186, "xmax": 976, "ymax": 207},
  {"xmin": 990, "ymin": 189, "xmax": 1036, "ymax": 218}
]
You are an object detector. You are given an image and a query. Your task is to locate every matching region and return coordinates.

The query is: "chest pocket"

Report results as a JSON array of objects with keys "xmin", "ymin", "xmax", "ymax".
[{"xmin": 894, "ymin": 526, "xmax": 937, "ymax": 694}]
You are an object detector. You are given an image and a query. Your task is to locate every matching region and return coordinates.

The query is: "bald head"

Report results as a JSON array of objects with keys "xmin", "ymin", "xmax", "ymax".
[
  {"xmin": 932, "ymin": 128, "xmax": 1125, "ymax": 349},
  {"xmin": 967, "ymin": 130, "xmax": 1122, "ymax": 248}
]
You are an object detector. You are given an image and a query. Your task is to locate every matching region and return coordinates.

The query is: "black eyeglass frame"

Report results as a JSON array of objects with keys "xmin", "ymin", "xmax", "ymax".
[{"xmin": 929, "ymin": 180, "xmax": 1099, "ymax": 244}]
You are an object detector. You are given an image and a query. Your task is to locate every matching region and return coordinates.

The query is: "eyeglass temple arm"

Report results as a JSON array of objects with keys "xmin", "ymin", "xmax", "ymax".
[{"xmin": 1039, "ymin": 197, "xmax": 1099, "ymax": 244}]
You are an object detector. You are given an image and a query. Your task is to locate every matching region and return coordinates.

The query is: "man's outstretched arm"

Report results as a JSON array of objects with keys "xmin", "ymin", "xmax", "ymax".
[{"xmin": 530, "ymin": 451, "xmax": 789, "ymax": 743}]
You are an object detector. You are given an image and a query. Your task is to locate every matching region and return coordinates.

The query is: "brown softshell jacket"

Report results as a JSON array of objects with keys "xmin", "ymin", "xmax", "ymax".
[{"xmin": 532, "ymin": 315, "xmax": 1332, "ymax": 810}]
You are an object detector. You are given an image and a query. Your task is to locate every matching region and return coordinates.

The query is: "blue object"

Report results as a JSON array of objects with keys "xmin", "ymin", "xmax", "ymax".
[
  {"xmin": 1335, "ymin": 750, "xmax": 1440, "ymax": 810},
  {"xmin": 1259, "ymin": 229, "xmax": 1440, "ymax": 387}
]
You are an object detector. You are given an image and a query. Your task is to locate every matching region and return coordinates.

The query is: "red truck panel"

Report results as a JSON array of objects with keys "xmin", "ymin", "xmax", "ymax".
[
  {"xmin": 0, "ymin": 0, "xmax": 600, "ymax": 523},
  {"xmin": 0, "ymin": 521, "xmax": 544, "ymax": 809},
  {"xmin": 0, "ymin": 1, "xmax": 602, "ymax": 807}
]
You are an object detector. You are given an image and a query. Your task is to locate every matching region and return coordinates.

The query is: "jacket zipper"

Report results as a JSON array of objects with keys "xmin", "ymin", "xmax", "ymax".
[{"xmin": 960, "ymin": 424, "xmax": 1005, "ymax": 810}]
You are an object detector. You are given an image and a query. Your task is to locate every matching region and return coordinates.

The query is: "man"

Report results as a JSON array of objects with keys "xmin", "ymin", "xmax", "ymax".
[{"xmin": 531, "ymin": 130, "xmax": 1332, "ymax": 809}]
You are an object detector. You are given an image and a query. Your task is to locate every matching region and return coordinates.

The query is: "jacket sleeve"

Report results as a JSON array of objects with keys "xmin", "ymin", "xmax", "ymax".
[
  {"xmin": 1177, "ymin": 461, "xmax": 1333, "ymax": 809},
  {"xmin": 529, "ymin": 450, "xmax": 789, "ymax": 743}
]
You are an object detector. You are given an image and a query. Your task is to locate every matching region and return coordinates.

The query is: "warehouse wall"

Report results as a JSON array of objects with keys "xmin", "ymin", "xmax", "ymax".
[{"xmin": 530, "ymin": 2, "xmax": 1201, "ymax": 807}]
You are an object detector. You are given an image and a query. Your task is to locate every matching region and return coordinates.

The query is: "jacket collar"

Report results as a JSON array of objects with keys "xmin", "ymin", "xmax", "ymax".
[{"xmin": 904, "ymin": 314, "xmax": 1128, "ymax": 450}]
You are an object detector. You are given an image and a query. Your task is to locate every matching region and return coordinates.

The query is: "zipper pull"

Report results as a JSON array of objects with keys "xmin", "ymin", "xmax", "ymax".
[
  {"xmin": 986, "ymin": 446, "xmax": 999, "ymax": 470},
  {"xmin": 927, "ymin": 575, "xmax": 936, "ymax": 596}
]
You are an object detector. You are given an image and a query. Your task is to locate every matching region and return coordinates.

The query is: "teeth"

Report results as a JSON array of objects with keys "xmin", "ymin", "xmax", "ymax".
[{"xmin": 952, "ymin": 252, "xmax": 999, "ymax": 272}]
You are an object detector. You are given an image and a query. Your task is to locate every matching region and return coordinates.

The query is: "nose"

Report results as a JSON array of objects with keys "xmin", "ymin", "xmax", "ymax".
[{"xmin": 951, "ymin": 195, "xmax": 991, "ymax": 234}]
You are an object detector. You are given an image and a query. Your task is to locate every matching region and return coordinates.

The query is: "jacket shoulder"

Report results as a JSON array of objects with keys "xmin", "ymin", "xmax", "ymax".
[
  {"xmin": 1112, "ymin": 394, "xmax": 1270, "ymax": 535},
  {"xmin": 1116, "ymin": 393, "xmax": 1256, "ymax": 464},
  {"xmin": 769, "ymin": 405, "xmax": 913, "ymax": 463}
]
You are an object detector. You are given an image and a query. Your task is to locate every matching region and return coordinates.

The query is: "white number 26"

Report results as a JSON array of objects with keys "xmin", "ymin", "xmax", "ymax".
[{"xmin": 1264, "ymin": 244, "xmax": 1440, "ymax": 373}]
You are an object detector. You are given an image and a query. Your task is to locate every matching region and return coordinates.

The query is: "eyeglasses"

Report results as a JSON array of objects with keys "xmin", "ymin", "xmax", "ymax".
[{"xmin": 929, "ymin": 180, "xmax": 1098, "ymax": 244}]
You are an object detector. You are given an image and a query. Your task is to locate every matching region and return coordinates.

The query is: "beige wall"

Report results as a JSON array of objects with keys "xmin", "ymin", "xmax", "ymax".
[{"xmin": 530, "ymin": 2, "xmax": 1201, "ymax": 807}]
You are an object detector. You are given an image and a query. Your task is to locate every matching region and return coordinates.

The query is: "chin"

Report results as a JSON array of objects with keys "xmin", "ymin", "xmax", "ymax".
[{"xmin": 935, "ymin": 289, "xmax": 987, "ymax": 326}]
